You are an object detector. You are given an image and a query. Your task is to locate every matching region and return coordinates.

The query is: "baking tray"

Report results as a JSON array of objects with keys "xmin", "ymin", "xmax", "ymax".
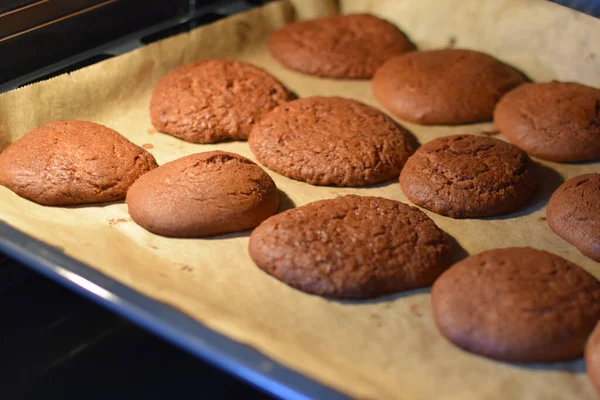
[
  {"xmin": 0, "ymin": 223, "xmax": 348, "ymax": 400},
  {"xmin": 1, "ymin": 0, "xmax": 600, "ymax": 399}
]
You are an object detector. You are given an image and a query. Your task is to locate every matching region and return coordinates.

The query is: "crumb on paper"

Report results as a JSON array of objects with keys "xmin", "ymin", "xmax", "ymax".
[
  {"xmin": 410, "ymin": 303, "xmax": 423, "ymax": 318},
  {"xmin": 147, "ymin": 128, "xmax": 157, "ymax": 135},
  {"xmin": 446, "ymin": 36, "xmax": 457, "ymax": 48},
  {"xmin": 481, "ymin": 130, "xmax": 500, "ymax": 137},
  {"xmin": 539, "ymin": 216, "xmax": 547, "ymax": 222},
  {"xmin": 108, "ymin": 217, "xmax": 129, "ymax": 226},
  {"xmin": 142, "ymin": 143, "xmax": 154, "ymax": 149},
  {"xmin": 148, "ymin": 244, "xmax": 158, "ymax": 250},
  {"xmin": 179, "ymin": 264, "xmax": 194, "ymax": 272}
]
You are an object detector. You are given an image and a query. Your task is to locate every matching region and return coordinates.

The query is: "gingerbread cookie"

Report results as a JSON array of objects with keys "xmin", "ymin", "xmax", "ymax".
[
  {"xmin": 494, "ymin": 81, "xmax": 600, "ymax": 162},
  {"xmin": 0, "ymin": 120, "xmax": 157, "ymax": 206},
  {"xmin": 248, "ymin": 96, "xmax": 413, "ymax": 186},
  {"xmin": 249, "ymin": 195, "xmax": 452, "ymax": 299},
  {"xmin": 432, "ymin": 247, "xmax": 600, "ymax": 362},
  {"xmin": 585, "ymin": 322, "xmax": 600, "ymax": 393},
  {"xmin": 126, "ymin": 151, "xmax": 279, "ymax": 238},
  {"xmin": 547, "ymin": 173, "xmax": 600, "ymax": 262},
  {"xmin": 372, "ymin": 49, "xmax": 526, "ymax": 125},
  {"xmin": 150, "ymin": 59, "xmax": 292, "ymax": 143},
  {"xmin": 269, "ymin": 14, "xmax": 414, "ymax": 79},
  {"xmin": 400, "ymin": 135, "xmax": 536, "ymax": 218}
]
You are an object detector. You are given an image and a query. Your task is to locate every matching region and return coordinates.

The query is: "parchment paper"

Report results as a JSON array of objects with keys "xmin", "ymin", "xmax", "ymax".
[{"xmin": 1, "ymin": 0, "xmax": 600, "ymax": 398}]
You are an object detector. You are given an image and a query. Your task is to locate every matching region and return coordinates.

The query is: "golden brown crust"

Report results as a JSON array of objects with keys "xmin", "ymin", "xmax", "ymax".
[
  {"xmin": 150, "ymin": 59, "xmax": 292, "ymax": 143},
  {"xmin": 248, "ymin": 96, "xmax": 413, "ymax": 187},
  {"xmin": 494, "ymin": 81, "xmax": 600, "ymax": 162},
  {"xmin": 0, "ymin": 120, "xmax": 157, "ymax": 206},
  {"xmin": 249, "ymin": 195, "xmax": 452, "ymax": 299},
  {"xmin": 400, "ymin": 135, "xmax": 536, "ymax": 218},
  {"xmin": 585, "ymin": 323, "xmax": 600, "ymax": 393},
  {"xmin": 269, "ymin": 13, "xmax": 415, "ymax": 79},
  {"xmin": 547, "ymin": 173, "xmax": 600, "ymax": 262},
  {"xmin": 373, "ymin": 49, "xmax": 525, "ymax": 125},
  {"xmin": 126, "ymin": 151, "xmax": 279, "ymax": 238},
  {"xmin": 432, "ymin": 247, "xmax": 600, "ymax": 362}
]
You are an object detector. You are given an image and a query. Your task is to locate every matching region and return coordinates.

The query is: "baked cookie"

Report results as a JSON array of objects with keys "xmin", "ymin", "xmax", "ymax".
[
  {"xmin": 268, "ymin": 13, "xmax": 415, "ymax": 79},
  {"xmin": 0, "ymin": 120, "xmax": 157, "ymax": 206},
  {"xmin": 432, "ymin": 247, "xmax": 600, "ymax": 362},
  {"xmin": 126, "ymin": 151, "xmax": 279, "ymax": 238},
  {"xmin": 248, "ymin": 96, "xmax": 413, "ymax": 186},
  {"xmin": 547, "ymin": 173, "xmax": 600, "ymax": 262},
  {"xmin": 494, "ymin": 81, "xmax": 600, "ymax": 162},
  {"xmin": 372, "ymin": 49, "xmax": 526, "ymax": 125},
  {"xmin": 400, "ymin": 135, "xmax": 536, "ymax": 218},
  {"xmin": 150, "ymin": 59, "xmax": 292, "ymax": 143},
  {"xmin": 249, "ymin": 195, "xmax": 452, "ymax": 299},
  {"xmin": 585, "ymin": 322, "xmax": 600, "ymax": 393}
]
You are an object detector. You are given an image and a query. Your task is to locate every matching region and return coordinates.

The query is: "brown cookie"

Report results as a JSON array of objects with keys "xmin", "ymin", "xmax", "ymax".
[
  {"xmin": 248, "ymin": 96, "xmax": 413, "ymax": 187},
  {"xmin": 585, "ymin": 323, "xmax": 600, "ymax": 393},
  {"xmin": 494, "ymin": 82, "xmax": 600, "ymax": 162},
  {"xmin": 0, "ymin": 120, "xmax": 157, "ymax": 206},
  {"xmin": 547, "ymin": 173, "xmax": 600, "ymax": 262},
  {"xmin": 432, "ymin": 247, "xmax": 600, "ymax": 362},
  {"xmin": 372, "ymin": 49, "xmax": 526, "ymax": 125},
  {"xmin": 126, "ymin": 151, "xmax": 279, "ymax": 238},
  {"xmin": 150, "ymin": 59, "xmax": 292, "ymax": 143},
  {"xmin": 400, "ymin": 135, "xmax": 536, "ymax": 218},
  {"xmin": 249, "ymin": 195, "xmax": 452, "ymax": 299},
  {"xmin": 268, "ymin": 13, "xmax": 415, "ymax": 79}
]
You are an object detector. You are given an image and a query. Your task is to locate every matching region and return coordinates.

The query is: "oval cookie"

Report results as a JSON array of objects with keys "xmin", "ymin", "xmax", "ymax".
[
  {"xmin": 494, "ymin": 81, "xmax": 600, "ymax": 162},
  {"xmin": 547, "ymin": 173, "xmax": 600, "ymax": 262},
  {"xmin": 400, "ymin": 134, "xmax": 536, "ymax": 218},
  {"xmin": 373, "ymin": 49, "xmax": 526, "ymax": 125},
  {"xmin": 585, "ymin": 323, "xmax": 600, "ymax": 393},
  {"xmin": 150, "ymin": 59, "xmax": 292, "ymax": 143},
  {"xmin": 432, "ymin": 247, "xmax": 600, "ymax": 362},
  {"xmin": 0, "ymin": 120, "xmax": 157, "ymax": 206},
  {"xmin": 126, "ymin": 151, "xmax": 279, "ymax": 238},
  {"xmin": 249, "ymin": 195, "xmax": 452, "ymax": 299},
  {"xmin": 269, "ymin": 14, "xmax": 415, "ymax": 79},
  {"xmin": 248, "ymin": 96, "xmax": 413, "ymax": 187}
]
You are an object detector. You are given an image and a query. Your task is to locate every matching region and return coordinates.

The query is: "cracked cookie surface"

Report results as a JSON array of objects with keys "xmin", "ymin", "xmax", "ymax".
[
  {"xmin": 150, "ymin": 59, "xmax": 291, "ymax": 143},
  {"xmin": 547, "ymin": 173, "xmax": 600, "ymax": 262},
  {"xmin": 248, "ymin": 96, "xmax": 413, "ymax": 187},
  {"xmin": 269, "ymin": 13, "xmax": 415, "ymax": 79},
  {"xmin": 494, "ymin": 82, "xmax": 600, "ymax": 162},
  {"xmin": 248, "ymin": 195, "xmax": 452, "ymax": 299},
  {"xmin": 0, "ymin": 120, "xmax": 157, "ymax": 206},
  {"xmin": 432, "ymin": 247, "xmax": 600, "ymax": 362},
  {"xmin": 373, "ymin": 49, "xmax": 526, "ymax": 125},
  {"xmin": 126, "ymin": 151, "xmax": 279, "ymax": 238},
  {"xmin": 400, "ymin": 134, "xmax": 536, "ymax": 218}
]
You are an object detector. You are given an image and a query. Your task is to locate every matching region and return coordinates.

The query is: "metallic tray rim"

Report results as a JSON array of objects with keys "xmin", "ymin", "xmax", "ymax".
[{"xmin": 0, "ymin": 221, "xmax": 349, "ymax": 400}]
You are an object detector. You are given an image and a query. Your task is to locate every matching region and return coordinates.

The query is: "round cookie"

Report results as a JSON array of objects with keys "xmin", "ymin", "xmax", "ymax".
[
  {"xmin": 494, "ymin": 81, "xmax": 600, "ymax": 162},
  {"xmin": 126, "ymin": 151, "xmax": 279, "ymax": 238},
  {"xmin": 399, "ymin": 134, "xmax": 536, "ymax": 218},
  {"xmin": 547, "ymin": 173, "xmax": 600, "ymax": 262},
  {"xmin": 249, "ymin": 195, "xmax": 452, "ymax": 299},
  {"xmin": 268, "ymin": 13, "xmax": 415, "ymax": 79},
  {"xmin": 150, "ymin": 59, "xmax": 292, "ymax": 144},
  {"xmin": 585, "ymin": 323, "xmax": 600, "ymax": 393},
  {"xmin": 372, "ymin": 49, "xmax": 526, "ymax": 125},
  {"xmin": 0, "ymin": 120, "xmax": 157, "ymax": 206},
  {"xmin": 432, "ymin": 247, "xmax": 600, "ymax": 362},
  {"xmin": 248, "ymin": 96, "xmax": 413, "ymax": 187}
]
